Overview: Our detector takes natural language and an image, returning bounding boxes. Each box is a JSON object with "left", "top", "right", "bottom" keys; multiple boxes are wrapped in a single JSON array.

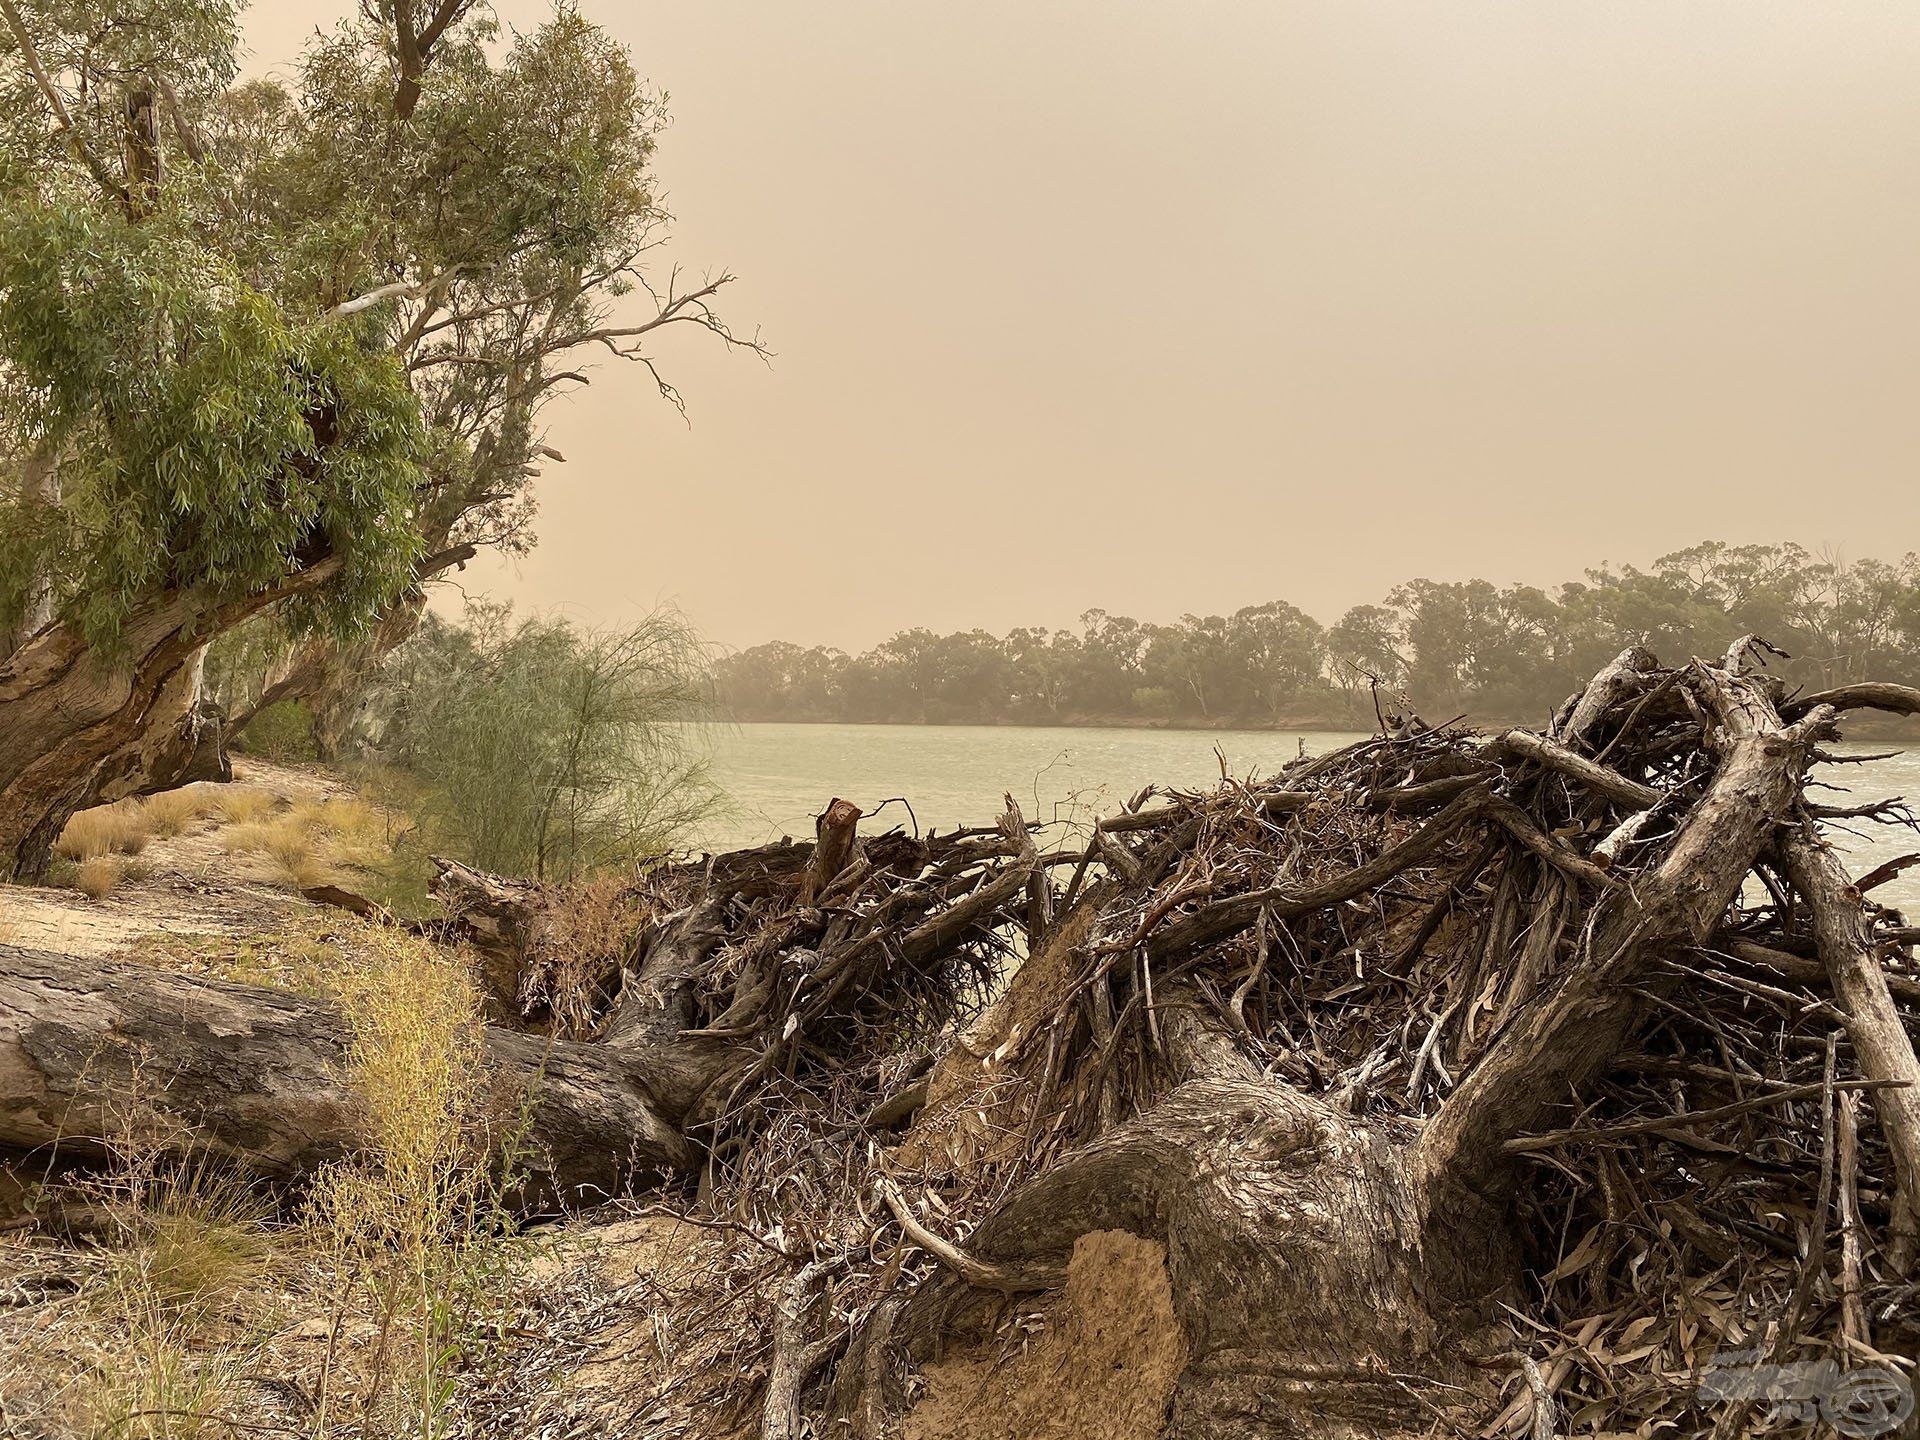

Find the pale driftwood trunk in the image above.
[
  {"left": 0, "top": 945, "right": 688, "bottom": 1206},
  {"left": 1781, "top": 831, "right": 1920, "bottom": 1261},
  {"left": 1552, "top": 642, "right": 1656, "bottom": 748}
]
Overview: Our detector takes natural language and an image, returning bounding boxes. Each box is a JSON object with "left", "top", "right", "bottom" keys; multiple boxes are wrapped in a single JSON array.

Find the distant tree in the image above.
[
  {"left": 1141, "top": 616, "right": 1230, "bottom": 720},
  {"left": 714, "top": 641, "right": 848, "bottom": 721},
  {"left": 705, "top": 546, "right": 1920, "bottom": 732},
  {"left": 1228, "top": 601, "right": 1326, "bottom": 721},
  {"left": 1326, "top": 604, "right": 1409, "bottom": 720},
  {"left": 1827, "top": 555, "right": 1920, "bottom": 685},
  {"left": 1072, "top": 609, "right": 1150, "bottom": 714},
  {"left": 1002, "top": 627, "right": 1077, "bottom": 722}
]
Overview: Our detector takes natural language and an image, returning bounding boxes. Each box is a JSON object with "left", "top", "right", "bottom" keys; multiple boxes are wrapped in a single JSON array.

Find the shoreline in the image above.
[{"left": 717, "top": 713, "right": 1920, "bottom": 740}]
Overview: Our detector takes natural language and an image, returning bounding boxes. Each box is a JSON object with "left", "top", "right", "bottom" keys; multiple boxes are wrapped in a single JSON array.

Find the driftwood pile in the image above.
[{"left": 4, "top": 641, "right": 1920, "bottom": 1437}]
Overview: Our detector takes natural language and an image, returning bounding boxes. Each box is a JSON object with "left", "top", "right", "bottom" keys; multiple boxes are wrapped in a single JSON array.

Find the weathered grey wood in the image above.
[
  {"left": 1553, "top": 643, "right": 1657, "bottom": 750},
  {"left": 1780, "top": 833, "right": 1920, "bottom": 1262},
  {"left": 1786, "top": 682, "right": 1920, "bottom": 719},
  {"left": 1496, "top": 728, "right": 1661, "bottom": 810},
  {"left": 1419, "top": 669, "right": 1829, "bottom": 1190},
  {"left": 0, "top": 945, "right": 688, "bottom": 1207},
  {"left": 429, "top": 855, "right": 546, "bottom": 1008},
  {"left": 802, "top": 797, "right": 862, "bottom": 903}
]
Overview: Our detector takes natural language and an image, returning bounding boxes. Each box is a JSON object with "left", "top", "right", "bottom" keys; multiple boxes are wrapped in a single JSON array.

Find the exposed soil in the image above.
[
  {"left": 0, "top": 760, "right": 348, "bottom": 962},
  {"left": 904, "top": 1230, "right": 1186, "bottom": 1440}
]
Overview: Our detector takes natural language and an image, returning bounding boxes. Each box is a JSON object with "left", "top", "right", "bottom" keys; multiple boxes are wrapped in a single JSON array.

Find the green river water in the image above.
[{"left": 691, "top": 723, "right": 1920, "bottom": 910}]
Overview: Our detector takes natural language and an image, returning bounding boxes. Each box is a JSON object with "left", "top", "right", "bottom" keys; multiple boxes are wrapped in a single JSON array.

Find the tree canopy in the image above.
[
  {"left": 715, "top": 542, "right": 1920, "bottom": 728},
  {"left": 1, "top": 0, "right": 750, "bottom": 647},
  {"left": 0, "top": 191, "right": 423, "bottom": 646}
]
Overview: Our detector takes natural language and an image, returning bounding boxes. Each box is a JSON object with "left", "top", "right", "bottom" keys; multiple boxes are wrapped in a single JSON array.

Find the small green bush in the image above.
[
  {"left": 367, "top": 603, "right": 716, "bottom": 882},
  {"left": 234, "top": 701, "right": 318, "bottom": 763}
]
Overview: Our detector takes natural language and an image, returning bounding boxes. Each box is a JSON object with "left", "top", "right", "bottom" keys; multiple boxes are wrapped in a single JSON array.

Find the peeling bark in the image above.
[{"left": 0, "top": 562, "right": 339, "bottom": 882}]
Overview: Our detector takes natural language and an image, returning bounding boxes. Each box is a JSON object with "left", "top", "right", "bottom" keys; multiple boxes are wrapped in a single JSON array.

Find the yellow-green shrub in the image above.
[{"left": 304, "top": 930, "right": 515, "bottom": 1433}]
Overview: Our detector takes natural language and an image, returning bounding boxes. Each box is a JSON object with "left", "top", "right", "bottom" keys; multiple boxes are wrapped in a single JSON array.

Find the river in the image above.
[{"left": 693, "top": 723, "right": 1920, "bottom": 911}]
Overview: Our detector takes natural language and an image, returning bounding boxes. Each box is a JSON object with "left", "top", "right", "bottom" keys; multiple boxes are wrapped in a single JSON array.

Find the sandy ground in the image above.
[{"left": 0, "top": 760, "right": 350, "bottom": 961}]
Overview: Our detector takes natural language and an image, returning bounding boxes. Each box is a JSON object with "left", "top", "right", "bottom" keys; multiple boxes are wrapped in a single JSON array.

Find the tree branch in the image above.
[
  {"left": 876, "top": 1178, "right": 1066, "bottom": 1293},
  {"left": 1785, "top": 682, "right": 1920, "bottom": 719},
  {"left": 1419, "top": 669, "right": 1827, "bottom": 1190},
  {"left": 1779, "top": 829, "right": 1920, "bottom": 1257},
  {"left": 0, "top": 0, "right": 129, "bottom": 208}
]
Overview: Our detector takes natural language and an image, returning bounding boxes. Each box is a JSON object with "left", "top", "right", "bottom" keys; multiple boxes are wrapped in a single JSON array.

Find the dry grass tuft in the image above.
[
  {"left": 71, "top": 854, "right": 127, "bottom": 901},
  {"left": 55, "top": 801, "right": 152, "bottom": 862},
  {"left": 209, "top": 787, "right": 280, "bottom": 826},
  {"left": 73, "top": 1168, "right": 274, "bottom": 1438},
  {"left": 220, "top": 815, "right": 336, "bottom": 892},
  {"left": 140, "top": 785, "right": 219, "bottom": 838},
  {"left": 79, "top": 1332, "right": 248, "bottom": 1440},
  {"left": 215, "top": 797, "right": 393, "bottom": 894},
  {"left": 6, "top": 1131, "right": 278, "bottom": 1439},
  {"left": 108, "top": 1169, "right": 274, "bottom": 1325},
  {"left": 216, "top": 820, "right": 274, "bottom": 855}
]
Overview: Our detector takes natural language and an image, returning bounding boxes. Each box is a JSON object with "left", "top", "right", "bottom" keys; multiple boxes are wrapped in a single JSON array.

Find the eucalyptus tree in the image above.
[
  {"left": 0, "top": 0, "right": 752, "bottom": 878},
  {"left": 0, "top": 1, "right": 424, "bottom": 878},
  {"left": 211, "top": 4, "right": 760, "bottom": 753}
]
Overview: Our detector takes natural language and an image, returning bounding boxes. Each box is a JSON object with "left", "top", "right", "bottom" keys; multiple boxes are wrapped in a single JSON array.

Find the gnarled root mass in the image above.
[{"left": 4, "top": 644, "right": 1919, "bottom": 1437}]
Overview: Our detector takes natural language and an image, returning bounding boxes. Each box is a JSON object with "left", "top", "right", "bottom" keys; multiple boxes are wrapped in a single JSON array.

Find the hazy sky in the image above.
[{"left": 244, "top": 2, "right": 1920, "bottom": 651}]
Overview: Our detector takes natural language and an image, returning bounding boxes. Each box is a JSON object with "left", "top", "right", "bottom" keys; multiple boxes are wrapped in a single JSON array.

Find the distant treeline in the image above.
[{"left": 716, "top": 543, "right": 1920, "bottom": 729}]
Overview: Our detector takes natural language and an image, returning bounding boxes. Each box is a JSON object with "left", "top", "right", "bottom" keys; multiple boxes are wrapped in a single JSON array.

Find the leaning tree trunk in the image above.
[
  {"left": 222, "top": 599, "right": 416, "bottom": 762},
  {"left": 224, "top": 544, "right": 474, "bottom": 761},
  {"left": 0, "top": 563, "right": 338, "bottom": 883}
]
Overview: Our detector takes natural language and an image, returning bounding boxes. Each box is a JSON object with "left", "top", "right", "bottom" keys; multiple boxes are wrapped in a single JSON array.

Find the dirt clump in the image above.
[{"left": 906, "top": 1229, "right": 1186, "bottom": 1440}]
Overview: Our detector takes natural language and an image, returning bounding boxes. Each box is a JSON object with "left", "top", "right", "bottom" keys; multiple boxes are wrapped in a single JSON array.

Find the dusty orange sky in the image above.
[{"left": 244, "top": 2, "right": 1920, "bottom": 650}]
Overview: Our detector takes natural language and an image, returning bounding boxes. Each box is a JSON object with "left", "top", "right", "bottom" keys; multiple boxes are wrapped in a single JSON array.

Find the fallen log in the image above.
[{"left": 0, "top": 945, "right": 688, "bottom": 1207}]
